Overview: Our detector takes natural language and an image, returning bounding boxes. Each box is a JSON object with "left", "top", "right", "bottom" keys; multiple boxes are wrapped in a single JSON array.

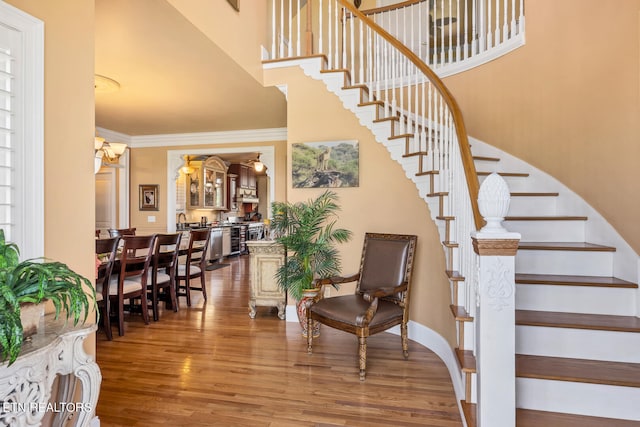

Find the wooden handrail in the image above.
[{"left": 336, "top": 0, "right": 483, "bottom": 230}]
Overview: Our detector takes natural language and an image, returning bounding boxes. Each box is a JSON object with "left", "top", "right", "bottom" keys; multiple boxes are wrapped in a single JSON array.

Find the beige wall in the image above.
[
  {"left": 444, "top": 0, "right": 640, "bottom": 252},
  {"left": 6, "top": 0, "right": 97, "bottom": 348},
  {"left": 129, "top": 141, "right": 288, "bottom": 234},
  {"left": 264, "top": 66, "right": 457, "bottom": 346},
  {"left": 166, "top": 0, "right": 269, "bottom": 85}
]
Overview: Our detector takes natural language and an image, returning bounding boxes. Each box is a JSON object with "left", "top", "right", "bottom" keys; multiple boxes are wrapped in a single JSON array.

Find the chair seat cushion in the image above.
[
  {"left": 107, "top": 275, "right": 145, "bottom": 296},
  {"left": 310, "top": 294, "right": 403, "bottom": 329},
  {"left": 147, "top": 270, "right": 171, "bottom": 286},
  {"left": 177, "top": 264, "right": 201, "bottom": 276}
]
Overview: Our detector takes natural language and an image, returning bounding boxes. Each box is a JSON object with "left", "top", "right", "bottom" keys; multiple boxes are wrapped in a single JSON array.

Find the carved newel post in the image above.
[{"left": 471, "top": 173, "right": 521, "bottom": 427}]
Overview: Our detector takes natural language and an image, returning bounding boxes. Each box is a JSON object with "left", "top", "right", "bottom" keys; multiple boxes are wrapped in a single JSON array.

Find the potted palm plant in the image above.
[
  {"left": 0, "top": 229, "right": 95, "bottom": 365},
  {"left": 271, "top": 190, "right": 351, "bottom": 336}
]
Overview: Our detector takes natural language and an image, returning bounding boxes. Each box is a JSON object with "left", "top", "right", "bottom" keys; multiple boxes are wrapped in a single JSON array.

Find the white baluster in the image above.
[
  {"left": 299, "top": 0, "right": 303, "bottom": 56},
  {"left": 271, "top": 0, "right": 276, "bottom": 59},
  {"left": 358, "top": 19, "right": 364, "bottom": 84},
  {"left": 318, "top": 0, "right": 322, "bottom": 54}
]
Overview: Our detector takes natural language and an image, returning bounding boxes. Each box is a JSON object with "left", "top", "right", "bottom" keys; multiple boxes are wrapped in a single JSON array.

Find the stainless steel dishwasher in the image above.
[{"left": 208, "top": 227, "right": 223, "bottom": 263}]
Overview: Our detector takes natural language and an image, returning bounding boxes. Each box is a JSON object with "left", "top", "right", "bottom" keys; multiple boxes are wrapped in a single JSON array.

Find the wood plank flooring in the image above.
[{"left": 95, "top": 255, "right": 462, "bottom": 426}]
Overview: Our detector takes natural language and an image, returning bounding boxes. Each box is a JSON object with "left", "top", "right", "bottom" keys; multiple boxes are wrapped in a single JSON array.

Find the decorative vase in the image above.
[
  {"left": 19, "top": 302, "right": 45, "bottom": 338},
  {"left": 296, "top": 289, "right": 320, "bottom": 338}
]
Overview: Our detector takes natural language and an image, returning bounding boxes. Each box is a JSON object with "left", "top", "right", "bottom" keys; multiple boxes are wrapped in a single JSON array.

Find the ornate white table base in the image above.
[
  {"left": 0, "top": 316, "right": 101, "bottom": 427},
  {"left": 247, "top": 241, "right": 286, "bottom": 320}
]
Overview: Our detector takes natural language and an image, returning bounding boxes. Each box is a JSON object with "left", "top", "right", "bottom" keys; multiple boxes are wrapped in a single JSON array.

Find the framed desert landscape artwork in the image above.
[{"left": 292, "top": 140, "right": 359, "bottom": 188}]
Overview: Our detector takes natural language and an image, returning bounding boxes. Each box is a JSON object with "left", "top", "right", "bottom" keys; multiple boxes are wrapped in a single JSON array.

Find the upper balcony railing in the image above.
[{"left": 360, "top": 0, "right": 525, "bottom": 77}]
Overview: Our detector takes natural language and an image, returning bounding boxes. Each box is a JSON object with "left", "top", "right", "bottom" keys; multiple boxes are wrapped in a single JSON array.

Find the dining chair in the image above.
[
  {"left": 176, "top": 228, "right": 210, "bottom": 307},
  {"left": 306, "top": 233, "right": 417, "bottom": 380},
  {"left": 108, "top": 234, "right": 156, "bottom": 336},
  {"left": 147, "top": 233, "right": 182, "bottom": 321},
  {"left": 95, "top": 236, "right": 120, "bottom": 340},
  {"left": 108, "top": 227, "right": 137, "bottom": 238}
]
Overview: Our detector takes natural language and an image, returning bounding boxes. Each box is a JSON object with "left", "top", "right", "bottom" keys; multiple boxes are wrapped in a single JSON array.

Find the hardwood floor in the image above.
[{"left": 95, "top": 255, "right": 462, "bottom": 426}]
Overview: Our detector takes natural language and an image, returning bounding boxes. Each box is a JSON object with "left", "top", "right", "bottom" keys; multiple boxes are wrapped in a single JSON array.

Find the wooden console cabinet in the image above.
[{"left": 246, "top": 241, "right": 286, "bottom": 320}]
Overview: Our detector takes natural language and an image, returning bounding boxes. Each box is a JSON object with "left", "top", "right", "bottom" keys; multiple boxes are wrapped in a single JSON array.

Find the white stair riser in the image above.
[
  {"left": 506, "top": 220, "right": 585, "bottom": 242},
  {"left": 479, "top": 174, "right": 530, "bottom": 192},
  {"left": 517, "top": 378, "right": 640, "bottom": 421},
  {"left": 515, "top": 284, "right": 636, "bottom": 316},
  {"left": 473, "top": 159, "right": 500, "bottom": 172},
  {"left": 508, "top": 196, "right": 557, "bottom": 216},
  {"left": 516, "top": 249, "right": 613, "bottom": 276},
  {"left": 516, "top": 325, "right": 640, "bottom": 363}
]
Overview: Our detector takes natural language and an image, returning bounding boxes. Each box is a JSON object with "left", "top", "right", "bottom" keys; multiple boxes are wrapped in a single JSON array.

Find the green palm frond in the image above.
[
  {"left": 0, "top": 229, "right": 96, "bottom": 365},
  {"left": 271, "top": 190, "right": 352, "bottom": 300}
]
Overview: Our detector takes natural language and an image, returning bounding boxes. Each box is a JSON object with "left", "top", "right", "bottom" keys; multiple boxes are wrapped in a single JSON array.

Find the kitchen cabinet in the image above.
[
  {"left": 229, "top": 163, "right": 256, "bottom": 190},
  {"left": 187, "top": 156, "right": 228, "bottom": 210},
  {"left": 227, "top": 173, "right": 238, "bottom": 212},
  {"left": 222, "top": 227, "right": 231, "bottom": 256}
]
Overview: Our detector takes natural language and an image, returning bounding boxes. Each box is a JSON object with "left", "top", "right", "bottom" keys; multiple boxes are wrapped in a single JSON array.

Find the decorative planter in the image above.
[
  {"left": 296, "top": 289, "right": 320, "bottom": 338},
  {"left": 19, "top": 302, "right": 45, "bottom": 338}
]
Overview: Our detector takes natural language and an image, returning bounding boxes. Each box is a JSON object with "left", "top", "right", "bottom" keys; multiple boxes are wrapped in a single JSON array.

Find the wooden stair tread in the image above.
[
  {"left": 506, "top": 215, "right": 588, "bottom": 221},
  {"left": 450, "top": 305, "right": 473, "bottom": 321},
  {"left": 478, "top": 171, "right": 529, "bottom": 177},
  {"left": 516, "top": 354, "right": 640, "bottom": 388},
  {"left": 455, "top": 349, "right": 476, "bottom": 373},
  {"left": 518, "top": 241, "right": 616, "bottom": 251},
  {"left": 446, "top": 270, "right": 465, "bottom": 281},
  {"left": 461, "top": 401, "right": 477, "bottom": 427},
  {"left": 516, "top": 273, "right": 637, "bottom": 288},
  {"left": 402, "top": 151, "right": 428, "bottom": 158},
  {"left": 473, "top": 155, "right": 499, "bottom": 162},
  {"left": 516, "top": 310, "right": 640, "bottom": 332},
  {"left": 517, "top": 408, "right": 640, "bottom": 426},
  {"left": 511, "top": 192, "right": 559, "bottom": 197}
]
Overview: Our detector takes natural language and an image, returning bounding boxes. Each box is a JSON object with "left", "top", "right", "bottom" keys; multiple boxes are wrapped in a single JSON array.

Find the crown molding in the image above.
[{"left": 95, "top": 127, "right": 288, "bottom": 148}]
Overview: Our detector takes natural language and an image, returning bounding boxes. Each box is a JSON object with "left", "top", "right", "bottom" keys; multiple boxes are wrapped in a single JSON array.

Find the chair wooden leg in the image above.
[
  {"left": 152, "top": 285, "right": 159, "bottom": 322},
  {"left": 101, "top": 301, "right": 112, "bottom": 341},
  {"left": 307, "top": 313, "right": 313, "bottom": 354},
  {"left": 117, "top": 296, "right": 125, "bottom": 336},
  {"left": 140, "top": 288, "right": 150, "bottom": 325},
  {"left": 169, "top": 279, "right": 178, "bottom": 312},
  {"left": 401, "top": 322, "right": 409, "bottom": 359},
  {"left": 200, "top": 271, "right": 207, "bottom": 301},
  {"left": 358, "top": 336, "right": 367, "bottom": 381},
  {"left": 185, "top": 276, "right": 191, "bottom": 307}
]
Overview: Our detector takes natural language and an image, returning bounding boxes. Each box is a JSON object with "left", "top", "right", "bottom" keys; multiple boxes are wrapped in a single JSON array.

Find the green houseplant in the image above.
[
  {"left": 271, "top": 190, "right": 352, "bottom": 309},
  {"left": 0, "top": 229, "right": 95, "bottom": 365}
]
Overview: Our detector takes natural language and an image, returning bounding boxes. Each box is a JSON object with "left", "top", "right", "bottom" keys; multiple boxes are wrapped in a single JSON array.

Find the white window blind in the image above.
[
  {"left": 0, "top": 4, "right": 44, "bottom": 260},
  {"left": 0, "top": 38, "right": 15, "bottom": 242}
]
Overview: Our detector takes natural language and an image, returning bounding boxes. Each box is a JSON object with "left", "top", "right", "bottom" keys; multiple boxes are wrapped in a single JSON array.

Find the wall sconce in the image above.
[
  {"left": 181, "top": 155, "right": 195, "bottom": 175},
  {"left": 253, "top": 155, "right": 264, "bottom": 172},
  {"left": 94, "top": 135, "right": 127, "bottom": 173}
]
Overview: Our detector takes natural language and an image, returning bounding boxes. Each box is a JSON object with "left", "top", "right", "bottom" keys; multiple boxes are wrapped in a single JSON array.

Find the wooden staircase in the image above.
[{"left": 265, "top": 54, "right": 640, "bottom": 424}]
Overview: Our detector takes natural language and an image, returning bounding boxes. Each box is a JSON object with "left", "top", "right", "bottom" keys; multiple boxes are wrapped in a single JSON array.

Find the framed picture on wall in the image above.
[
  {"left": 292, "top": 140, "right": 359, "bottom": 188},
  {"left": 139, "top": 184, "right": 159, "bottom": 211}
]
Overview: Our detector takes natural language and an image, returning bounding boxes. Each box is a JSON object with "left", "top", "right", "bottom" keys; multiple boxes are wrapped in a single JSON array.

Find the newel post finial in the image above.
[{"left": 477, "top": 172, "right": 511, "bottom": 233}]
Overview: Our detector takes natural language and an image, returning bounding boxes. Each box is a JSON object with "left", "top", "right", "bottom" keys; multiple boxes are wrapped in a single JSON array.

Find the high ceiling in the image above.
[{"left": 94, "top": 0, "right": 287, "bottom": 137}]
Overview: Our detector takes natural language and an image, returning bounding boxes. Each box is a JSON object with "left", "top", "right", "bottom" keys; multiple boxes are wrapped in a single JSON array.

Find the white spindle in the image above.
[
  {"left": 494, "top": 0, "right": 500, "bottom": 46},
  {"left": 301, "top": 0, "right": 305, "bottom": 56},
  {"left": 349, "top": 10, "right": 355, "bottom": 78},
  {"left": 279, "top": 0, "right": 285, "bottom": 57},
  {"left": 358, "top": 20, "right": 364, "bottom": 84},
  {"left": 271, "top": 0, "right": 276, "bottom": 59},
  {"left": 287, "top": 0, "right": 292, "bottom": 57},
  {"left": 318, "top": 0, "right": 322, "bottom": 53}
]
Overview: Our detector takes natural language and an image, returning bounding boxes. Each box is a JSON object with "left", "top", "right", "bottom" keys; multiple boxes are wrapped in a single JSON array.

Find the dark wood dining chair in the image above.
[
  {"left": 108, "top": 227, "right": 136, "bottom": 238},
  {"left": 306, "top": 233, "right": 417, "bottom": 380},
  {"left": 108, "top": 234, "right": 156, "bottom": 336},
  {"left": 95, "top": 236, "right": 120, "bottom": 340},
  {"left": 147, "top": 233, "right": 182, "bottom": 321},
  {"left": 176, "top": 228, "right": 210, "bottom": 307}
]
